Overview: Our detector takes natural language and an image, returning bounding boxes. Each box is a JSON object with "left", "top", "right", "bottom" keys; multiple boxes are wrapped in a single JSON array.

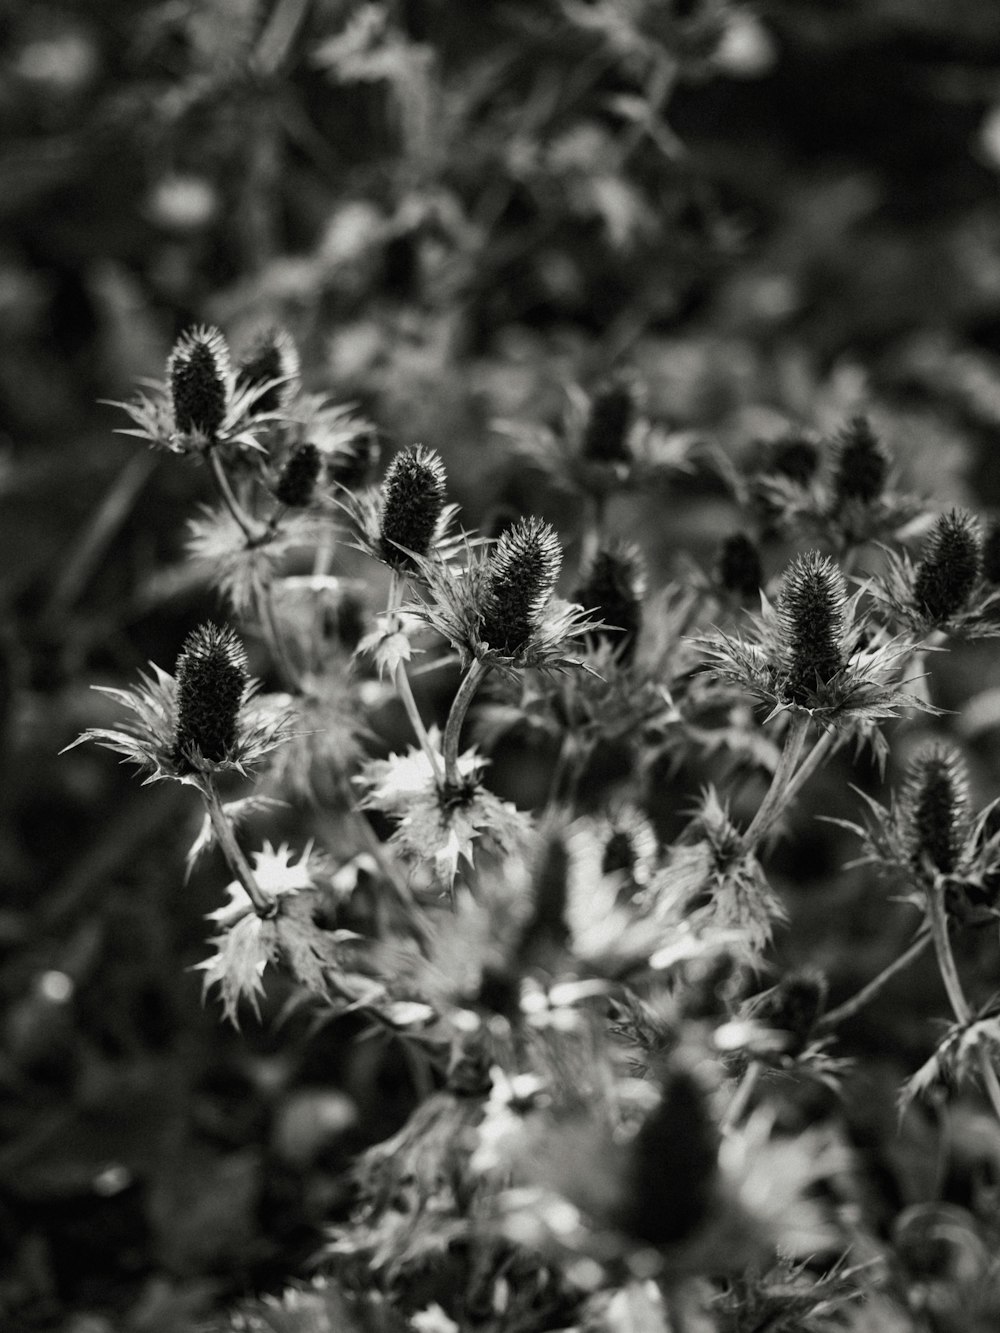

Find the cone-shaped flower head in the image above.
[
  {"left": 573, "top": 545, "right": 644, "bottom": 663},
  {"left": 779, "top": 551, "right": 847, "bottom": 704},
  {"left": 581, "top": 381, "right": 635, "bottom": 464},
  {"left": 984, "top": 521, "right": 1000, "bottom": 585},
  {"left": 479, "top": 517, "right": 562, "bottom": 656},
  {"left": 903, "top": 742, "right": 969, "bottom": 876},
  {"left": 235, "top": 326, "right": 299, "bottom": 413},
  {"left": 912, "top": 509, "right": 981, "bottom": 625},
  {"left": 613, "top": 1064, "right": 719, "bottom": 1247},
  {"left": 765, "top": 435, "right": 819, "bottom": 485},
  {"left": 167, "top": 326, "right": 230, "bottom": 439},
  {"left": 275, "top": 442, "right": 321, "bottom": 508},
  {"left": 751, "top": 970, "right": 827, "bottom": 1057},
  {"left": 327, "top": 431, "right": 380, "bottom": 490},
  {"left": 832, "top": 416, "right": 889, "bottom": 506},
  {"left": 172, "top": 623, "right": 248, "bottom": 771},
  {"left": 717, "top": 533, "right": 763, "bottom": 601},
  {"left": 378, "top": 445, "right": 447, "bottom": 570}
]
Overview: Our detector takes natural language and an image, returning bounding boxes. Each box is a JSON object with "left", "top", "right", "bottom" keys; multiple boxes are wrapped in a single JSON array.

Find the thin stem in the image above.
[
  {"left": 443, "top": 658, "right": 488, "bottom": 789},
  {"left": 818, "top": 930, "right": 932, "bottom": 1031},
  {"left": 204, "top": 781, "right": 274, "bottom": 917},
  {"left": 387, "top": 574, "right": 444, "bottom": 786},
  {"left": 783, "top": 723, "right": 837, "bottom": 807},
  {"left": 742, "top": 712, "right": 810, "bottom": 849},
  {"left": 722, "top": 1061, "right": 762, "bottom": 1133},
  {"left": 260, "top": 583, "right": 302, "bottom": 690},
  {"left": 209, "top": 450, "right": 261, "bottom": 542},
  {"left": 926, "top": 878, "right": 1000, "bottom": 1124}
]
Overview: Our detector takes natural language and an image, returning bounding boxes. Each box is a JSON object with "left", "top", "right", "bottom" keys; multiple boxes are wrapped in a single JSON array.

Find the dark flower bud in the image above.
[
  {"left": 904, "top": 742, "right": 969, "bottom": 877},
  {"left": 912, "top": 509, "right": 981, "bottom": 625},
  {"left": 516, "top": 831, "right": 571, "bottom": 966},
  {"left": 172, "top": 623, "right": 248, "bottom": 771},
  {"left": 235, "top": 326, "right": 299, "bottom": 413},
  {"left": 982, "top": 521, "right": 1000, "bottom": 585},
  {"left": 581, "top": 381, "right": 635, "bottom": 464},
  {"left": 378, "top": 446, "right": 447, "bottom": 570},
  {"left": 832, "top": 416, "right": 889, "bottom": 506},
  {"left": 327, "top": 431, "right": 380, "bottom": 491},
  {"left": 751, "top": 971, "right": 827, "bottom": 1056},
  {"left": 168, "top": 326, "right": 230, "bottom": 440},
  {"left": 275, "top": 442, "right": 321, "bottom": 508},
  {"left": 573, "top": 545, "right": 644, "bottom": 664},
  {"left": 716, "top": 533, "right": 763, "bottom": 601},
  {"left": 613, "top": 1064, "right": 719, "bottom": 1247},
  {"left": 764, "top": 436, "right": 819, "bottom": 486},
  {"left": 779, "top": 551, "right": 847, "bottom": 703},
  {"left": 479, "top": 517, "right": 562, "bottom": 656}
]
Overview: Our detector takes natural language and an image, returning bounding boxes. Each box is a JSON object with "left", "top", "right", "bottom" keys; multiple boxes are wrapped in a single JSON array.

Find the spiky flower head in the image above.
[
  {"left": 378, "top": 445, "right": 447, "bottom": 570},
  {"left": 984, "top": 521, "right": 1000, "bottom": 585},
  {"left": 167, "top": 326, "right": 230, "bottom": 440},
  {"left": 275, "top": 442, "right": 321, "bottom": 508},
  {"left": 779, "top": 551, "right": 847, "bottom": 704},
  {"left": 748, "top": 970, "right": 828, "bottom": 1058},
  {"left": 479, "top": 518, "right": 562, "bottom": 656},
  {"left": 172, "top": 623, "right": 248, "bottom": 772},
  {"left": 573, "top": 544, "right": 645, "bottom": 663},
  {"left": 716, "top": 533, "right": 763, "bottom": 601},
  {"left": 327, "top": 430, "right": 380, "bottom": 490},
  {"left": 581, "top": 380, "right": 635, "bottom": 464},
  {"left": 235, "top": 326, "right": 299, "bottom": 414},
  {"left": 764, "top": 435, "right": 819, "bottom": 486},
  {"left": 912, "top": 509, "right": 982, "bottom": 626},
  {"left": 903, "top": 742, "right": 970, "bottom": 877},
  {"left": 832, "top": 415, "right": 889, "bottom": 506}
]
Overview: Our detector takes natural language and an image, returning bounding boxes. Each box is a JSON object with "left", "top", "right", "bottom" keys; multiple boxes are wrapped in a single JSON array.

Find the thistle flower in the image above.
[
  {"left": 379, "top": 446, "right": 447, "bottom": 567},
  {"left": 580, "top": 381, "right": 635, "bottom": 464},
  {"left": 764, "top": 436, "right": 819, "bottom": 486},
  {"left": 275, "top": 442, "right": 321, "bottom": 508},
  {"left": 172, "top": 624, "right": 249, "bottom": 771},
  {"left": 326, "top": 429, "right": 380, "bottom": 490},
  {"left": 903, "top": 742, "right": 970, "bottom": 877},
  {"left": 572, "top": 544, "right": 644, "bottom": 664},
  {"left": 716, "top": 533, "right": 763, "bottom": 602},
  {"left": 746, "top": 971, "right": 828, "bottom": 1059},
  {"left": 780, "top": 551, "right": 847, "bottom": 704},
  {"left": 168, "top": 325, "right": 230, "bottom": 440},
  {"left": 912, "top": 509, "right": 982, "bottom": 625},
  {"left": 479, "top": 518, "right": 563, "bottom": 656},
  {"left": 831, "top": 416, "right": 889, "bottom": 507},
  {"left": 235, "top": 325, "right": 299, "bottom": 414}
]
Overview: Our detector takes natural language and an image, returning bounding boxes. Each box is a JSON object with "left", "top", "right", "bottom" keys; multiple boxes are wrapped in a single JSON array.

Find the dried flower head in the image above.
[
  {"left": 168, "top": 325, "right": 231, "bottom": 440},
  {"left": 912, "top": 509, "right": 982, "bottom": 626},
  {"left": 903, "top": 742, "right": 970, "bottom": 877},
  {"left": 275, "top": 442, "right": 321, "bottom": 508},
  {"left": 378, "top": 446, "right": 448, "bottom": 569},
  {"left": 717, "top": 533, "right": 763, "bottom": 601},
  {"left": 779, "top": 551, "right": 847, "bottom": 704},
  {"left": 832, "top": 416, "right": 889, "bottom": 507},
  {"left": 479, "top": 518, "right": 563, "bottom": 656},
  {"left": 580, "top": 381, "right": 635, "bottom": 464},
  {"left": 573, "top": 545, "right": 645, "bottom": 663},
  {"left": 172, "top": 623, "right": 249, "bottom": 771},
  {"left": 235, "top": 326, "right": 299, "bottom": 414}
]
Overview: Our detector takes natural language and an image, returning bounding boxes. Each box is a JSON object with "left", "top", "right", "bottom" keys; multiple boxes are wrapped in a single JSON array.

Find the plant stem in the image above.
[
  {"left": 204, "top": 781, "right": 275, "bottom": 917},
  {"left": 742, "top": 712, "right": 810, "bottom": 849},
  {"left": 260, "top": 582, "right": 302, "bottom": 690},
  {"left": 926, "top": 877, "right": 1000, "bottom": 1123},
  {"left": 783, "top": 722, "right": 836, "bottom": 807},
  {"left": 722, "top": 1061, "right": 762, "bottom": 1133},
  {"left": 209, "top": 450, "right": 261, "bottom": 543},
  {"left": 387, "top": 574, "right": 444, "bottom": 786},
  {"left": 443, "top": 658, "right": 488, "bottom": 789},
  {"left": 818, "top": 930, "right": 931, "bottom": 1031}
]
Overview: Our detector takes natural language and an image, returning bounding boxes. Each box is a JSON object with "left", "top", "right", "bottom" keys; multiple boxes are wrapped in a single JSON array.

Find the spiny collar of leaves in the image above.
[
  {"left": 900, "top": 1006, "right": 1000, "bottom": 1111},
  {"left": 408, "top": 526, "right": 606, "bottom": 677},
  {"left": 111, "top": 325, "right": 290, "bottom": 458},
  {"left": 185, "top": 503, "right": 323, "bottom": 614},
  {"left": 870, "top": 507, "right": 1000, "bottom": 638},
  {"left": 64, "top": 623, "right": 294, "bottom": 785},
  {"left": 697, "top": 550, "right": 937, "bottom": 734}
]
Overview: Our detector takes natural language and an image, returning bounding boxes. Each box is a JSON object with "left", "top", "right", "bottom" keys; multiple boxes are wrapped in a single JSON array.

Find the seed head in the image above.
[
  {"left": 172, "top": 623, "right": 248, "bottom": 771},
  {"left": 168, "top": 326, "right": 230, "bottom": 439},
  {"left": 716, "top": 533, "right": 763, "bottom": 601},
  {"left": 275, "top": 442, "right": 321, "bottom": 508},
  {"left": 912, "top": 509, "right": 981, "bottom": 625},
  {"left": 614, "top": 1064, "right": 719, "bottom": 1247},
  {"left": 982, "top": 521, "right": 1000, "bottom": 585},
  {"left": 235, "top": 326, "right": 299, "bottom": 413},
  {"left": 832, "top": 416, "right": 889, "bottom": 506},
  {"left": 903, "top": 742, "right": 969, "bottom": 877},
  {"left": 752, "top": 971, "right": 827, "bottom": 1056},
  {"left": 764, "top": 436, "right": 819, "bottom": 486},
  {"left": 378, "top": 446, "right": 447, "bottom": 570},
  {"left": 327, "top": 432, "right": 380, "bottom": 490},
  {"left": 479, "top": 518, "right": 562, "bottom": 656},
  {"left": 573, "top": 545, "right": 644, "bottom": 663},
  {"left": 581, "top": 381, "right": 635, "bottom": 464},
  {"left": 779, "top": 551, "right": 847, "bottom": 703}
]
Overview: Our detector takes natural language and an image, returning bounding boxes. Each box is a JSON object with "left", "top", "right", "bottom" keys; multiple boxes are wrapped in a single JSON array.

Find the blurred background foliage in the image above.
[{"left": 7, "top": 0, "right": 1000, "bottom": 1328}]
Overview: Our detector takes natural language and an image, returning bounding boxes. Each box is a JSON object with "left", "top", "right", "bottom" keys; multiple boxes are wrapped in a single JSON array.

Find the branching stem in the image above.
[
  {"left": 204, "top": 780, "right": 275, "bottom": 917},
  {"left": 818, "top": 930, "right": 931, "bottom": 1031},
  {"left": 443, "top": 657, "right": 489, "bottom": 789},
  {"left": 209, "top": 450, "right": 262, "bottom": 543},
  {"left": 742, "top": 712, "right": 810, "bottom": 849}
]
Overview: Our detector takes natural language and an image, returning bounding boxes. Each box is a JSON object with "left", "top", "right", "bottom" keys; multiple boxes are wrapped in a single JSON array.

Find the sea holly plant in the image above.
[{"left": 69, "top": 321, "right": 1000, "bottom": 1330}]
